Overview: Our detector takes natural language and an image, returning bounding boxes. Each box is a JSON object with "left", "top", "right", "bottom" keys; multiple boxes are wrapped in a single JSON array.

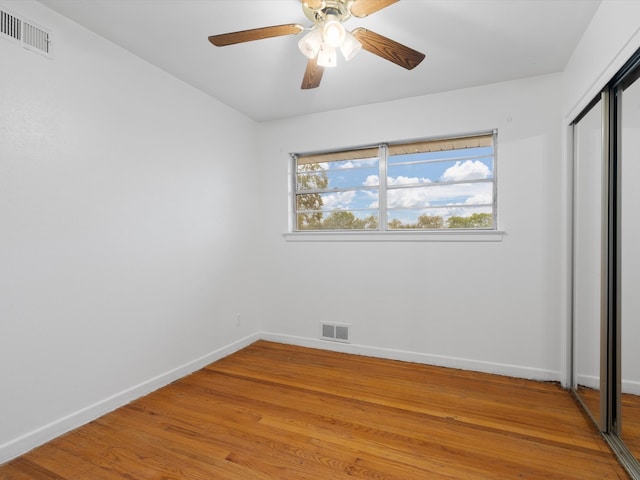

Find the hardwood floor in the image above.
[
  {"left": 0, "top": 341, "right": 630, "bottom": 479},
  {"left": 576, "top": 385, "right": 640, "bottom": 464},
  {"left": 622, "top": 392, "right": 640, "bottom": 463}
]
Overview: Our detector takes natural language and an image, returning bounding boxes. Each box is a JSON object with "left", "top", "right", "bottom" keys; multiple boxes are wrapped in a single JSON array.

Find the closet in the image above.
[{"left": 572, "top": 49, "right": 640, "bottom": 479}]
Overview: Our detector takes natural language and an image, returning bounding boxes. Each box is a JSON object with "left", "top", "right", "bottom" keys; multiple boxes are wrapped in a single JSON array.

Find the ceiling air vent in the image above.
[{"left": 0, "top": 6, "right": 51, "bottom": 57}]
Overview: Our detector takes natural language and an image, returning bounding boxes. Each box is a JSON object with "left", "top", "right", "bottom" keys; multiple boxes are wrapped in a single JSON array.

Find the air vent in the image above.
[
  {"left": 22, "top": 21, "right": 50, "bottom": 54},
  {"left": 320, "top": 322, "right": 351, "bottom": 343},
  {"left": 0, "top": 6, "right": 51, "bottom": 57},
  {"left": 1, "top": 8, "right": 20, "bottom": 42}
]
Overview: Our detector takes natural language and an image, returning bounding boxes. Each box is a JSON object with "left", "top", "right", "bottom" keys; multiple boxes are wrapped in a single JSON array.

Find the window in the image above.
[{"left": 292, "top": 132, "right": 496, "bottom": 232}]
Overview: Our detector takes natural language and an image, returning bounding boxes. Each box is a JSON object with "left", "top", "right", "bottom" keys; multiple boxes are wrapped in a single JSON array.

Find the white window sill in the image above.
[{"left": 283, "top": 230, "right": 505, "bottom": 242}]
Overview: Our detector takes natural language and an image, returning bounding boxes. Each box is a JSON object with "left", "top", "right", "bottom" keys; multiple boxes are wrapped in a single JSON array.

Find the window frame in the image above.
[{"left": 287, "top": 130, "right": 503, "bottom": 242}]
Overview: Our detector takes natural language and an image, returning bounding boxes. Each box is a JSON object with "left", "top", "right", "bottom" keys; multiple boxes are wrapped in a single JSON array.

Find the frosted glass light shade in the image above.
[
  {"left": 317, "top": 44, "right": 337, "bottom": 67},
  {"left": 322, "top": 19, "right": 345, "bottom": 47},
  {"left": 298, "top": 29, "right": 323, "bottom": 59},
  {"left": 340, "top": 31, "right": 362, "bottom": 61}
]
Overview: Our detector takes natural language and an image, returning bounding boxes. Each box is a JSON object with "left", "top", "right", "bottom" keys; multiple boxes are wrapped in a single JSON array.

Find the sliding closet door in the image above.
[
  {"left": 572, "top": 49, "right": 640, "bottom": 479},
  {"left": 573, "top": 96, "right": 607, "bottom": 428},
  {"left": 618, "top": 65, "right": 640, "bottom": 465}
]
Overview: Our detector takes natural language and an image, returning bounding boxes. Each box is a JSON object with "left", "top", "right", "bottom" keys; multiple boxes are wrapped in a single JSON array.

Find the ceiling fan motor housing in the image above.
[{"left": 303, "top": 0, "right": 352, "bottom": 26}]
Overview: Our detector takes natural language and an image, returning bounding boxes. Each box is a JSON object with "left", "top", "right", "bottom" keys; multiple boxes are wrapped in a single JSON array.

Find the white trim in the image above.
[
  {"left": 259, "top": 332, "right": 561, "bottom": 382},
  {"left": 572, "top": 375, "right": 640, "bottom": 395},
  {"left": 623, "top": 379, "right": 640, "bottom": 396},
  {"left": 283, "top": 230, "right": 505, "bottom": 242},
  {"left": 0, "top": 333, "right": 260, "bottom": 464},
  {"left": 575, "top": 373, "right": 600, "bottom": 390},
  {"left": 564, "top": 24, "right": 640, "bottom": 123}
]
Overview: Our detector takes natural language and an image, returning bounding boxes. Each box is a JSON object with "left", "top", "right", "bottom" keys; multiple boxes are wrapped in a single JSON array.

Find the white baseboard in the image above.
[
  {"left": 575, "top": 373, "right": 600, "bottom": 390},
  {"left": 623, "top": 379, "right": 640, "bottom": 396},
  {"left": 0, "top": 333, "right": 260, "bottom": 465},
  {"left": 572, "top": 374, "right": 640, "bottom": 396},
  {"left": 259, "top": 332, "right": 563, "bottom": 383}
]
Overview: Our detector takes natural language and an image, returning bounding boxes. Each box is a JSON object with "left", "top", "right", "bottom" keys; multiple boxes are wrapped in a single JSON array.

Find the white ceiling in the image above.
[{"left": 37, "top": 0, "right": 601, "bottom": 122}]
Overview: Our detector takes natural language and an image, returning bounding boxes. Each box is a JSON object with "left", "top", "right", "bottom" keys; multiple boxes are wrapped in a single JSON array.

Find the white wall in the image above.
[
  {"left": 0, "top": 1, "right": 260, "bottom": 462},
  {"left": 256, "top": 74, "right": 564, "bottom": 382}
]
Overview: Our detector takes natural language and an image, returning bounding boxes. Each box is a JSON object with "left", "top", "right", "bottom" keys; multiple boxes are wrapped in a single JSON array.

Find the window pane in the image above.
[
  {"left": 296, "top": 150, "right": 380, "bottom": 231},
  {"left": 297, "top": 190, "right": 378, "bottom": 213},
  {"left": 387, "top": 146, "right": 494, "bottom": 187},
  {"left": 297, "top": 157, "right": 379, "bottom": 192},
  {"left": 296, "top": 190, "right": 379, "bottom": 230},
  {"left": 297, "top": 162, "right": 327, "bottom": 191},
  {"left": 321, "top": 159, "right": 379, "bottom": 190},
  {"left": 388, "top": 206, "right": 494, "bottom": 230},
  {"left": 385, "top": 139, "right": 495, "bottom": 231},
  {"left": 387, "top": 181, "right": 493, "bottom": 209},
  {"left": 296, "top": 209, "right": 379, "bottom": 231}
]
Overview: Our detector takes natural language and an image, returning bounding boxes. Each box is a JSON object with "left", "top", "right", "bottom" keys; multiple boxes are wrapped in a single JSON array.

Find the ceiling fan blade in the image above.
[
  {"left": 352, "top": 28, "right": 425, "bottom": 70},
  {"left": 208, "top": 24, "right": 304, "bottom": 47},
  {"left": 301, "top": 57, "right": 324, "bottom": 89},
  {"left": 350, "top": 0, "right": 399, "bottom": 18},
  {"left": 301, "top": 0, "right": 324, "bottom": 9}
]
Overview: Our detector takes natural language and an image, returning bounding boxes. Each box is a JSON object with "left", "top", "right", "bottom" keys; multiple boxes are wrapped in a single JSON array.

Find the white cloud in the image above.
[
  {"left": 336, "top": 158, "right": 378, "bottom": 169},
  {"left": 465, "top": 192, "right": 492, "bottom": 205},
  {"left": 364, "top": 174, "right": 430, "bottom": 188},
  {"left": 363, "top": 175, "right": 379, "bottom": 186},
  {"left": 441, "top": 160, "right": 490, "bottom": 182},
  {"left": 387, "top": 175, "right": 432, "bottom": 186},
  {"left": 323, "top": 191, "right": 357, "bottom": 210},
  {"left": 386, "top": 182, "right": 493, "bottom": 209},
  {"left": 431, "top": 182, "right": 492, "bottom": 202},
  {"left": 387, "top": 187, "right": 431, "bottom": 208}
]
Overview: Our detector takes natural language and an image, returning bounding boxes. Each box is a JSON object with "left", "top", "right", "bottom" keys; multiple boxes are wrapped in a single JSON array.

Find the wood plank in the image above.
[
  {"left": 0, "top": 340, "right": 630, "bottom": 479},
  {"left": 622, "top": 392, "right": 640, "bottom": 460}
]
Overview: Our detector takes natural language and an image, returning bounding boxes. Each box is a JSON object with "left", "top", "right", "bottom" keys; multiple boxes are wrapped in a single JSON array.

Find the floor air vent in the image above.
[
  {"left": 320, "top": 322, "right": 351, "bottom": 343},
  {"left": 1, "top": 6, "right": 51, "bottom": 57}
]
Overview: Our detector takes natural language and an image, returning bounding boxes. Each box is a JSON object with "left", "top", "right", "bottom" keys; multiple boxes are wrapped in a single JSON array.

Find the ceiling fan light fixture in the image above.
[
  {"left": 340, "top": 30, "right": 362, "bottom": 61},
  {"left": 317, "top": 44, "right": 337, "bottom": 68},
  {"left": 322, "top": 15, "right": 345, "bottom": 48},
  {"left": 298, "top": 29, "right": 323, "bottom": 59}
]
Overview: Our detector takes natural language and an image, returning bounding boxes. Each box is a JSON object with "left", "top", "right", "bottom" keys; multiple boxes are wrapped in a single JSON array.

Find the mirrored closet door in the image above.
[
  {"left": 572, "top": 49, "right": 640, "bottom": 479},
  {"left": 572, "top": 95, "right": 606, "bottom": 429},
  {"left": 618, "top": 61, "right": 640, "bottom": 471}
]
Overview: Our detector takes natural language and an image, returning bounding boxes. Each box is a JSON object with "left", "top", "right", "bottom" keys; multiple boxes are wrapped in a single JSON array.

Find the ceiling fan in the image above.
[{"left": 208, "top": 0, "right": 425, "bottom": 90}]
